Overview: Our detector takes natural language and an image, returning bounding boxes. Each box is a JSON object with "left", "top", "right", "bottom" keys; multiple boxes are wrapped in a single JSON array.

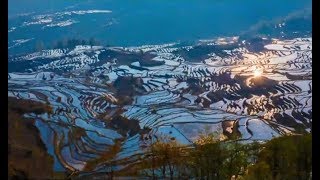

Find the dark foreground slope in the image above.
[{"left": 8, "top": 97, "right": 66, "bottom": 179}]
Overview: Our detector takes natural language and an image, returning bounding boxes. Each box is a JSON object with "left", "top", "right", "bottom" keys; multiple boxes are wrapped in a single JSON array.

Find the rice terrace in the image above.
[{"left": 8, "top": 0, "right": 312, "bottom": 179}]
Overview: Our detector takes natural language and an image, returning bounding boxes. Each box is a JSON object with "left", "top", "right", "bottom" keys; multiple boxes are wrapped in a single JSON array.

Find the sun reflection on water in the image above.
[{"left": 253, "top": 68, "right": 263, "bottom": 77}]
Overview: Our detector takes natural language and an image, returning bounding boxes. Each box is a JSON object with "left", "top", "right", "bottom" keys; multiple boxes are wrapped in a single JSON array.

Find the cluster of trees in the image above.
[
  {"left": 52, "top": 37, "right": 101, "bottom": 49},
  {"left": 133, "top": 133, "right": 312, "bottom": 180},
  {"left": 34, "top": 37, "right": 102, "bottom": 51}
]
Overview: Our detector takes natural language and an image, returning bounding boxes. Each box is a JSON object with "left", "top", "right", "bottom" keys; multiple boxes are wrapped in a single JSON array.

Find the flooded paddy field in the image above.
[{"left": 8, "top": 36, "right": 312, "bottom": 173}]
